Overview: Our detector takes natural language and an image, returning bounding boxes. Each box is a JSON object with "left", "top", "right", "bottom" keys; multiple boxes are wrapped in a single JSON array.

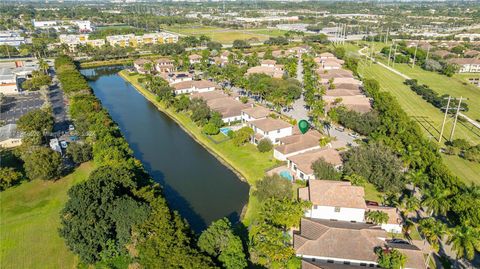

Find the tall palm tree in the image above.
[
  {"left": 447, "top": 225, "right": 480, "bottom": 260},
  {"left": 421, "top": 186, "right": 451, "bottom": 217},
  {"left": 366, "top": 210, "right": 389, "bottom": 225},
  {"left": 401, "top": 195, "right": 421, "bottom": 216},
  {"left": 418, "top": 217, "right": 447, "bottom": 252},
  {"left": 38, "top": 59, "right": 49, "bottom": 74},
  {"left": 322, "top": 120, "right": 332, "bottom": 136}
]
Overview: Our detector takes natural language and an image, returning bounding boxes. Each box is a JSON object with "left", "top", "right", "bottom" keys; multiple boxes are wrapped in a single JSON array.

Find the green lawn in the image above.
[
  {"left": 162, "top": 25, "right": 291, "bottom": 44},
  {"left": 356, "top": 58, "right": 480, "bottom": 185},
  {"left": 120, "top": 71, "right": 279, "bottom": 224},
  {"left": 0, "top": 162, "right": 94, "bottom": 269}
]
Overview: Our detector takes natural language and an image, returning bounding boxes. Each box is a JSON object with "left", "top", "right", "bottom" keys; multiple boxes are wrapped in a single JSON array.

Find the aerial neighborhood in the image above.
[{"left": 1, "top": 2, "right": 480, "bottom": 269}]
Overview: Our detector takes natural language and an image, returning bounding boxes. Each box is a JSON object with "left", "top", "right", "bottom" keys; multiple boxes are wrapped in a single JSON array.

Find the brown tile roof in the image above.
[
  {"left": 294, "top": 218, "right": 386, "bottom": 262},
  {"left": 366, "top": 206, "right": 402, "bottom": 225},
  {"left": 333, "top": 83, "right": 360, "bottom": 91},
  {"left": 324, "top": 95, "right": 372, "bottom": 113},
  {"left": 241, "top": 106, "right": 271, "bottom": 119},
  {"left": 432, "top": 50, "right": 452, "bottom": 58},
  {"left": 246, "top": 66, "right": 284, "bottom": 78},
  {"left": 317, "top": 69, "right": 354, "bottom": 79},
  {"left": 464, "top": 50, "right": 480, "bottom": 57},
  {"left": 189, "top": 54, "right": 202, "bottom": 60},
  {"left": 332, "top": 77, "right": 360, "bottom": 85},
  {"left": 324, "top": 89, "right": 362, "bottom": 97},
  {"left": 319, "top": 52, "right": 335, "bottom": 58},
  {"left": 206, "top": 97, "right": 251, "bottom": 118},
  {"left": 249, "top": 118, "right": 292, "bottom": 132},
  {"left": 275, "top": 131, "right": 322, "bottom": 155},
  {"left": 301, "top": 260, "right": 371, "bottom": 269},
  {"left": 448, "top": 58, "right": 480, "bottom": 65},
  {"left": 288, "top": 148, "right": 343, "bottom": 175},
  {"left": 173, "top": 80, "right": 218, "bottom": 91},
  {"left": 155, "top": 57, "right": 174, "bottom": 64},
  {"left": 191, "top": 90, "right": 228, "bottom": 101},
  {"left": 299, "top": 180, "right": 366, "bottom": 209},
  {"left": 261, "top": 59, "right": 277, "bottom": 65},
  {"left": 134, "top": 58, "right": 150, "bottom": 65}
]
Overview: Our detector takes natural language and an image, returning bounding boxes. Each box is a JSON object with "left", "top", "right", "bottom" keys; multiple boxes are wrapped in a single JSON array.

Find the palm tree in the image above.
[
  {"left": 322, "top": 120, "right": 332, "bottom": 136},
  {"left": 447, "top": 225, "right": 480, "bottom": 260},
  {"left": 38, "top": 59, "right": 49, "bottom": 74},
  {"left": 401, "top": 195, "right": 421, "bottom": 216},
  {"left": 418, "top": 217, "right": 447, "bottom": 251},
  {"left": 366, "top": 210, "right": 389, "bottom": 225},
  {"left": 421, "top": 186, "right": 451, "bottom": 216}
]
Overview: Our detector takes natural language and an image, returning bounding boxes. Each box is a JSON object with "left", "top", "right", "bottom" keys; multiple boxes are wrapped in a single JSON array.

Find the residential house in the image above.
[
  {"left": 248, "top": 118, "right": 293, "bottom": 145},
  {"left": 241, "top": 106, "right": 271, "bottom": 123},
  {"left": 294, "top": 218, "right": 426, "bottom": 269},
  {"left": 189, "top": 54, "right": 202, "bottom": 64},
  {"left": 191, "top": 90, "right": 251, "bottom": 123},
  {"left": 287, "top": 148, "right": 342, "bottom": 180},
  {"left": 448, "top": 58, "right": 480, "bottom": 73},
  {"left": 133, "top": 59, "right": 153, "bottom": 74},
  {"left": 173, "top": 80, "right": 217, "bottom": 95},
  {"left": 274, "top": 130, "right": 323, "bottom": 161},
  {"left": 323, "top": 95, "right": 372, "bottom": 114},
  {"left": 261, "top": 59, "right": 277, "bottom": 67},
  {"left": 464, "top": 50, "right": 480, "bottom": 58},
  {"left": 366, "top": 205, "right": 403, "bottom": 234},
  {"left": 321, "top": 59, "right": 342, "bottom": 70},
  {"left": 432, "top": 50, "right": 453, "bottom": 59},
  {"left": 246, "top": 63, "right": 285, "bottom": 78},
  {"left": 155, "top": 58, "right": 175, "bottom": 73},
  {"left": 317, "top": 69, "right": 354, "bottom": 84},
  {"left": 161, "top": 72, "right": 193, "bottom": 85},
  {"left": 0, "top": 124, "right": 22, "bottom": 148}
]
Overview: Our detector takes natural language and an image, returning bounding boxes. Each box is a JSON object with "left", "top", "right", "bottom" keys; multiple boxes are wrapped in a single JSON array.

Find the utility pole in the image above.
[
  {"left": 426, "top": 45, "right": 430, "bottom": 61},
  {"left": 385, "top": 27, "right": 389, "bottom": 44},
  {"left": 449, "top": 97, "right": 465, "bottom": 142},
  {"left": 392, "top": 43, "right": 398, "bottom": 67},
  {"left": 387, "top": 42, "right": 393, "bottom": 66},
  {"left": 412, "top": 42, "right": 418, "bottom": 68},
  {"left": 438, "top": 96, "right": 451, "bottom": 143}
]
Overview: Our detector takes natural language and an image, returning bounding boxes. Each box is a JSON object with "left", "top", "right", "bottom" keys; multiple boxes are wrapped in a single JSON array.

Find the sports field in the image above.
[
  {"left": 163, "top": 25, "right": 286, "bottom": 44},
  {"left": 0, "top": 162, "right": 94, "bottom": 269}
]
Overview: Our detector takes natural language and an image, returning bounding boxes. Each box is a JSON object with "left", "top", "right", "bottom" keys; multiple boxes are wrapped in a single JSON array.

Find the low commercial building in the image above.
[
  {"left": 0, "top": 124, "right": 22, "bottom": 148},
  {"left": 273, "top": 130, "right": 323, "bottom": 161},
  {"left": 248, "top": 118, "right": 293, "bottom": 145},
  {"left": 0, "top": 61, "right": 39, "bottom": 94},
  {"left": 287, "top": 148, "right": 342, "bottom": 180},
  {"left": 447, "top": 58, "right": 480, "bottom": 73},
  {"left": 0, "top": 68, "right": 18, "bottom": 94},
  {"left": 0, "top": 31, "right": 26, "bottom": 47},
  {"left": 294, "top": 218, "right": 427, "bottom": 269},
  {"left": 173, "top": 80, "right": 217, "bottom": 95}
]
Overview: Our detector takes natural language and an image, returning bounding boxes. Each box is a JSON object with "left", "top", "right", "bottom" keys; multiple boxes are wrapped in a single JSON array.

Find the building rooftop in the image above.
[
  {"left": 173, "top": 80, "right": 218, "bottom": 90},
  {"left": 275, "top": 131, "right": 322, "bottom": 155},
  {"left": 241, "top": 106, "right": 271, "bottom": 119},
  {"left": 191, "top": 90, "right": 229, "bottom": 101},
  {"left": 288, "top": 148, "right": 343, "bottom": 175},
  {"left": 448, "top": 58, "right": 480, "bottom": 65},
  {"left": 366, "top": 205, "right": 402, "bottom": 225},
  {"left": 249, "top": 118, "right": 292, "bottom": 132},
  {"left": 298, "top": 180, "right": 366, "bottom": 209}
]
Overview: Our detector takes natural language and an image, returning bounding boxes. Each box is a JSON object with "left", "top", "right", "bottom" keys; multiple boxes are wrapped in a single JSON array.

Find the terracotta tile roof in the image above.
[
  {"left": 299, "top": 180, "right": 366, "bottom": 209},
  {"left": 366, "top": 206, "right": 402, "bottom": 225},
  {"left": 464, "top": 50, "right": 480, "bottom": 57},
  {"left": 173, "top": 80, "right": 218, "bottom": 90},
  {"left": 275, "top": 131, "right": 322, "bottom": 155},
  {"left": 189, "top": 54, "right": 202, "bottom": 60},
  {"left": 301, "top": 260, "right": 370, "bottom": 269},
  {"left": 191, "top": 90, "right": 228, "bottom": 101},
  {"left": 448, "top": 58, "right": 480, "bottom": 65},
  {"left": 206, "top": 97, "right": 251, "bottom": 118},
  {"left": 332, "top": 77, "right": 360, "bottom": 85},
  {"left": 294, "top": 218, "right": 386, "bottom": 262},
  {"left": 249, "top": 118, "right": 292, "bottom": 132},
  {"left": 317, "top": 69, "right": 353, "bottom": 79},
  {"left": 432, "top": 50, "right": 452, "bottom": 58},
  {"left": 319, "top": 52, "right": 335, "bottom": 58},
  {"left": 134, "top": 58, "right": 150, "bottom": 65},
  {"left": 155, "top": 57, "right": 174, "bottom": 64},
  {"left": 261, "top": 59, "right": 277, "bottom": 65},
  {"left": 323, "top": 95, "right": 372, "bottom": 113},
  {"left": 324, "top": 89, "right": 362, "bottom": 97},
  {"left": 288, "top": 148, "right": 343, "bottom": 175},
  {"left": 241, "top": 106, "right": 271, "bottom": 119},
  {"left": 246, "top": 66, "right": 285, "bottom": 78},
  {"left": 332, "top": 83, "right": 360, "bottom": 91}
]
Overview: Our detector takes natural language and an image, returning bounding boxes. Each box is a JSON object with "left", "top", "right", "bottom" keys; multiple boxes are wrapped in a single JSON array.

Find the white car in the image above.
[
  {"left": 348, "top": 132, "right": 359, "bottom": 138},
  {"left": 68, "top": 124, "right": 75, "bottom": 131},
  {"left": 60, "top": 141, "right": 68, "bottom": 149}
]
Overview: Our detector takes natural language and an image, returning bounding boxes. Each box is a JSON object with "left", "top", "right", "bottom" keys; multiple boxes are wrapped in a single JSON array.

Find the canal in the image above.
[{"left": 81, "top": 67, "right": 249, "bottom": 232}]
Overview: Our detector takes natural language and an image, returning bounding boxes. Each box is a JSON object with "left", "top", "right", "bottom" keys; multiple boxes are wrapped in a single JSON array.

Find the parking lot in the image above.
[{"left": 1, "top": 92, "right": 45, "bottom": 124}]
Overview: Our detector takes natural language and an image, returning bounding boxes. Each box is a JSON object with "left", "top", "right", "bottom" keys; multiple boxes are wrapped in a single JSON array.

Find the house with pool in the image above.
[
  {"left": 191, "top": 90, "right": 252, "bottom": 124},
  {"left": 273, "top": 130, "right": 323, "bottom": 161},
  {"left": 287, "top": 148, "right": 342, "bottom": 180},
  {"left": 248, "top": 118, "right": 293, "bottom": 145}
]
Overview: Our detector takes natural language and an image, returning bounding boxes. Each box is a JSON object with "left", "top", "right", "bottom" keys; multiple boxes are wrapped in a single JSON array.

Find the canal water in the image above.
[{"left": 81, "top": 67, "right": 249, "bottom": 232}]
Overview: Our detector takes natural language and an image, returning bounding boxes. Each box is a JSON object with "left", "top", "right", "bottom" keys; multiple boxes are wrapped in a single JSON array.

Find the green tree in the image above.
[
  {"left": 257, "top": 138, "right": 273, "bottom": 152},
  {"left": 0, "top": 167, "right": 22, "bottom": 190},
  {"left": 311, "top": 158, "right": 342, "bottom": 180},
  {"left": 418, "top": 217, "right": 447, "bottom": 252},
  {"left": 253, "top": 174, "right": 293, "bottom": 202},
  {"left": 198, "top": 218, "right": 247, "bottom": 269},
  {"left": 203, "top": 122, "right": 219, "bottom": 135},
  {"left": 249, "top": 222, "right": 295, "bottom": 267},
  {"left": 59, "top": 165, "right": 151, "bottom": 264},
  {"left": 17, "top": 109, "right": 54, "bottom": 145},
  {"left": 66, "top": 142, "right": 93, "bottom": 164},
  {"left": 375, "top": 247, "right": 407, "bottom": 269},
  {"left": 261, "top": 198, "right": 310, "bottom": 228},
  {"left": 22, "top": 147, "right": 62, "bottom": 180},
  {"left": 231, "top": 127, "right": 253, "bottom": 147},
  {"left": 232, "top": 40, "right": 250, "bottom": 49},
  {"left": 189, "top": 98, "right": 210, "bottom": 125},
  {"left": 365, "top": 210, "right": 389, "bottom": 225},
  {"left": 447, "top": 225, "right": 480, "bottom": 260}
]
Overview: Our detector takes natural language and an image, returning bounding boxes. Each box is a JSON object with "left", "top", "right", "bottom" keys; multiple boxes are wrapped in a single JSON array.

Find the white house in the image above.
[
  {"left": 298, "top": 180, "right": 367, "bottom": 222},
  {"left": 241, "top": 106, "right": 270, "bottom": 123},
  {"left": 273, "top": 130, "right": 323, "bottom": 161},
  {"left": 366, "top": 205, "right": 403, "bottom": 234},
  {"left": 155, "top": 58, "right": 175, "bottom": 73},
  {"left": 189, "top": 54, "right": 202, "bottom": 64},
  {"left": 248, "top": 118, "right": 293, "bottom": 145},
  {"left": 162, "top": 72, "right": 193, "bottom": 85},
  {"left": 173, "top": 80, "right": 217, "bottom": 95},
  {"left": 448, "top": 58, "right": 480, "bottom": 73},
  {"left": 294, "top": 218, "right": 427, "bottom": 269},
  {"left": 287, "top": 148, "right": 342, "bottom": 180},
  {"left": 133, "top": 59, "right": 152, "bottom": 74},
  {"left": 191, "top": 90, "right": 251, "bottom": 124}
]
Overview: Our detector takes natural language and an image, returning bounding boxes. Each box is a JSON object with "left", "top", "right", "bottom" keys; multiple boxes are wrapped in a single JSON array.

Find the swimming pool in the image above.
[
  {"left": 220, "top": 127, "right": 232, "bottom": 136},
  {"left": 279, "top": 170, "right": 293, "bottom": 181}
]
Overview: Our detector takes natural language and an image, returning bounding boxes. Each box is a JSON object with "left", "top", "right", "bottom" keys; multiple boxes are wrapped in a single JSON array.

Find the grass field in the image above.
[
  {"left": 163, "top": 25, "right": 284, "bottom": 44},
  {"left": 0, "top": 162, "right": 94, "bottom": 269},
  {"left": 357, "top": 60, "right": 480, "bottom": 184},
  {"left": 120, "top": 71, "right": 279, "bottom": 224}
]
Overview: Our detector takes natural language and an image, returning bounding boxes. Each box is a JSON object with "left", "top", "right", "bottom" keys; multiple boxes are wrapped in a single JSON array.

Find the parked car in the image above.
[
  {"left": 348, "top": 132, "right": 359, "bottom": 138},
  {"left": 60, "top": 140, "right": 68, "bottom": 149},
  {"left": 68, "top": 124, "right": 75, "bottom": 131},
  {"left": 336, "top": 126, "right": 345, "bottom": 132}
]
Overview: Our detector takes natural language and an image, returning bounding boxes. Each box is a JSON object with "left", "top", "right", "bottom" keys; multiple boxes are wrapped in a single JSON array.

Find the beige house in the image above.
[
  {"left": 241, "top": 106, "right": 271, "bottom": 123},
  {"left": 448, "top": 58, "right": 480, "bottom": 73},
  {"left": 173, "top": 80, "right": 217, "bottom": 95},
  {"left": 155, "top": 58, "right": 175, "bottom": 73},
  {"left": 287, "top": 148, "right": 342, "bottom": 180},
  {"left": 273, "top": 130, "right": 323, "bottom": 161}
]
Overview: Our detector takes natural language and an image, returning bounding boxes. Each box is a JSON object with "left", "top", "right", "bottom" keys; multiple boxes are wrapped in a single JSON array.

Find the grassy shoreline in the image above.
[{"left": 119, "top": 70, "right": 279, "bottom": 225}]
